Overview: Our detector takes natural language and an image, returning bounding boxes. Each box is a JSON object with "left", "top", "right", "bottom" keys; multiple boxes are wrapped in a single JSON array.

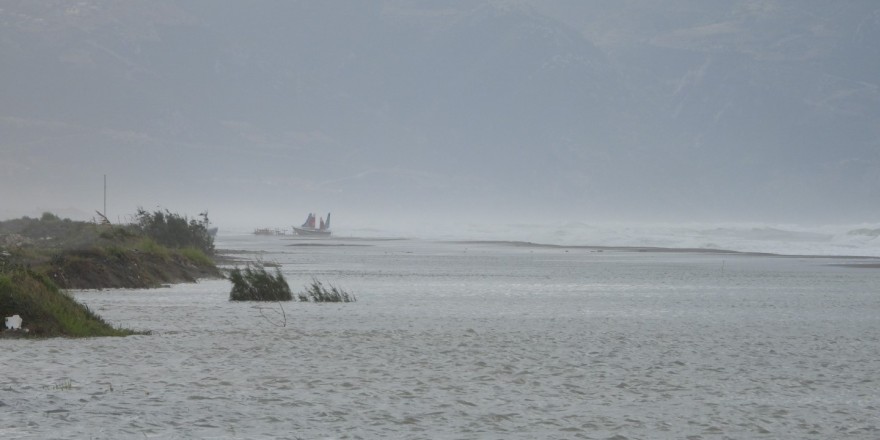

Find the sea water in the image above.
[{"left": 2, "top": 233, "right": 879, "bottom": 439}]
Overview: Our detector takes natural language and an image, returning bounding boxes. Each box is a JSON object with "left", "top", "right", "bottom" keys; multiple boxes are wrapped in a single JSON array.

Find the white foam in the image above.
[{"left": 343, "top": 221, "right": 880, "bottom": 257}]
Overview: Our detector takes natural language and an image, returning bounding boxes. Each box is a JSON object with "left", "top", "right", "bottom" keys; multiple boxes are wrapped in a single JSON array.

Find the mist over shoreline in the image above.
[
  {"left": 4, "top": 206, "right": 880, "bottom": 257},
  {"left": 2, "top": 1, "right": 878, "bottom": 231}
]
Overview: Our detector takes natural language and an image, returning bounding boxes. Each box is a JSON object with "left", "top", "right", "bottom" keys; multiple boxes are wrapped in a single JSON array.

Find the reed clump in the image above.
[
  {"left": 299, "top": 278, "right": 356, "bottom": 303},
  {"left": 228, "top": 264, "right": 292, "bottom": 301}
]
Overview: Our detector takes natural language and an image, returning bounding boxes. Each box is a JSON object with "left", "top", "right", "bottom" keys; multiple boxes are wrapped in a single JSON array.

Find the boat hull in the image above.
[{"left": 292, "top": 226, "right": 331, "bottom": 237}]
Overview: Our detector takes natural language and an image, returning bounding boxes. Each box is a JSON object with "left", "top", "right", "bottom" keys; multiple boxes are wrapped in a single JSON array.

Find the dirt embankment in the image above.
[{"left": 44, "top": 249, "right": 221, "bottom": 289}]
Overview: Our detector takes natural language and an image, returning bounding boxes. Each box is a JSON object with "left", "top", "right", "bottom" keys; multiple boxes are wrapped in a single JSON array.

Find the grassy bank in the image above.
[
  {"left": 0, "top": 210, "right": 220, "bottom": 337},
  {"left": 0, "top": 268, "right": 137, "bottom": 337},
  {"left": 1, "top": 210, "right": 219, "bottom": 289}
]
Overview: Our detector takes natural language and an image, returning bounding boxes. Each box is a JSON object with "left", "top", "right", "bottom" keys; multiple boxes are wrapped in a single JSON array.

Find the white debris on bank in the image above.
[{"left": 4, "top": 314, "right": 22, "bottom": 330}]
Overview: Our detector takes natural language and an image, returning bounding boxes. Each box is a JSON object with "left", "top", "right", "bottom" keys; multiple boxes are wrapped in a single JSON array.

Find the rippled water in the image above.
[{"left": 3, "top": 234, "right": 880, "bottom": 439}]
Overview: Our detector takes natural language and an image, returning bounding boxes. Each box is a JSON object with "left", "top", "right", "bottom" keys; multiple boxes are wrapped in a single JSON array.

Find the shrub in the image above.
[
  {"left": 41, "top": 212, "right": 61, "bottom": 222},
  {"left": 229, "top": 264, "right": 292, "bottom": 301},
  {"left": 299, "top": 278, "right": 356, "bottom": 303},
  {"left": 98, "top": 225, "right": 137, "bottom": 241},
  {"left": 134, "top": 208, "right": 214, "bottom": 255}
]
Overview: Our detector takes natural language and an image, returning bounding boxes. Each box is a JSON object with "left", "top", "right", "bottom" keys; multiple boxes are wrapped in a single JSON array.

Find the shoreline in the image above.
[{"left": 444, "top": 239, "right": 880, "bottom": 261}]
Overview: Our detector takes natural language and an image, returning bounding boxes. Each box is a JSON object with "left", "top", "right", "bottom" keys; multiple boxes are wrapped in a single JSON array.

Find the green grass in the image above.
[
  {"left": 0, "top": 268, "right": 139, "bottom": 337},
  {"left": 135, "top": 237, "right": 171, "bottom": 260},
  {"left": 180, "top": 246, "right": 213, "bottom": 267}
]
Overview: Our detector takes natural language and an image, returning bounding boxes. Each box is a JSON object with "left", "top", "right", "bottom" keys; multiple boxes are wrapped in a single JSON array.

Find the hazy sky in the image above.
[{"left": 1, "top": 1, "right": 878, "bottom": 231}]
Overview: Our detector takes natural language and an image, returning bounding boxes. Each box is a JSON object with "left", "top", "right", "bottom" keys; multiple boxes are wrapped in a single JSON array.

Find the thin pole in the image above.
[{"left": 104, "top": 174, "right": 107, "bottom": 218}]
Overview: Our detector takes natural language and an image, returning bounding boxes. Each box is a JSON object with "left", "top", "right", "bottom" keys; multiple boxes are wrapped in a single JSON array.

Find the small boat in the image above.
[{"left": 293, "top": 213, "right": 331, "bottom": 236}]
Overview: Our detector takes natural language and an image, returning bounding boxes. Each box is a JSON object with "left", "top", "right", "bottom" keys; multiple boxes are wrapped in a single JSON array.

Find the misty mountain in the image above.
[{"left": 1, "top": 1, "right": 878, "bottom": 226}]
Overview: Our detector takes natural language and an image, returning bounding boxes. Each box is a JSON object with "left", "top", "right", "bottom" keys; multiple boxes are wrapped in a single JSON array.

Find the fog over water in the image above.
[{"left": 1, "top": 1, "right": 878, "bottom": 238}]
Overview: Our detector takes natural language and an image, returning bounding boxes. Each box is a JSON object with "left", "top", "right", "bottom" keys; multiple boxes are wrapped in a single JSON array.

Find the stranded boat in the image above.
[{"left": 293, "top": 213, "right": 331, "bottom": 236}]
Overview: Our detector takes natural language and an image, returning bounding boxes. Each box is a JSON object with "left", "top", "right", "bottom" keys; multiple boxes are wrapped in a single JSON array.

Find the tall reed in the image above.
[
  {"left": 228, "top": 264, "right": 292, "bottom": 301},
  {"left": 299, "top": 278, "right": 356, "bottom": 303}
]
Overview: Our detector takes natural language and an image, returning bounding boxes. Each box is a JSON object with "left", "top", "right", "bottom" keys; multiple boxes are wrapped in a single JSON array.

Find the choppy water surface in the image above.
[{"left": 3, "top": 234, "right": 880, "bottom": 439}]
